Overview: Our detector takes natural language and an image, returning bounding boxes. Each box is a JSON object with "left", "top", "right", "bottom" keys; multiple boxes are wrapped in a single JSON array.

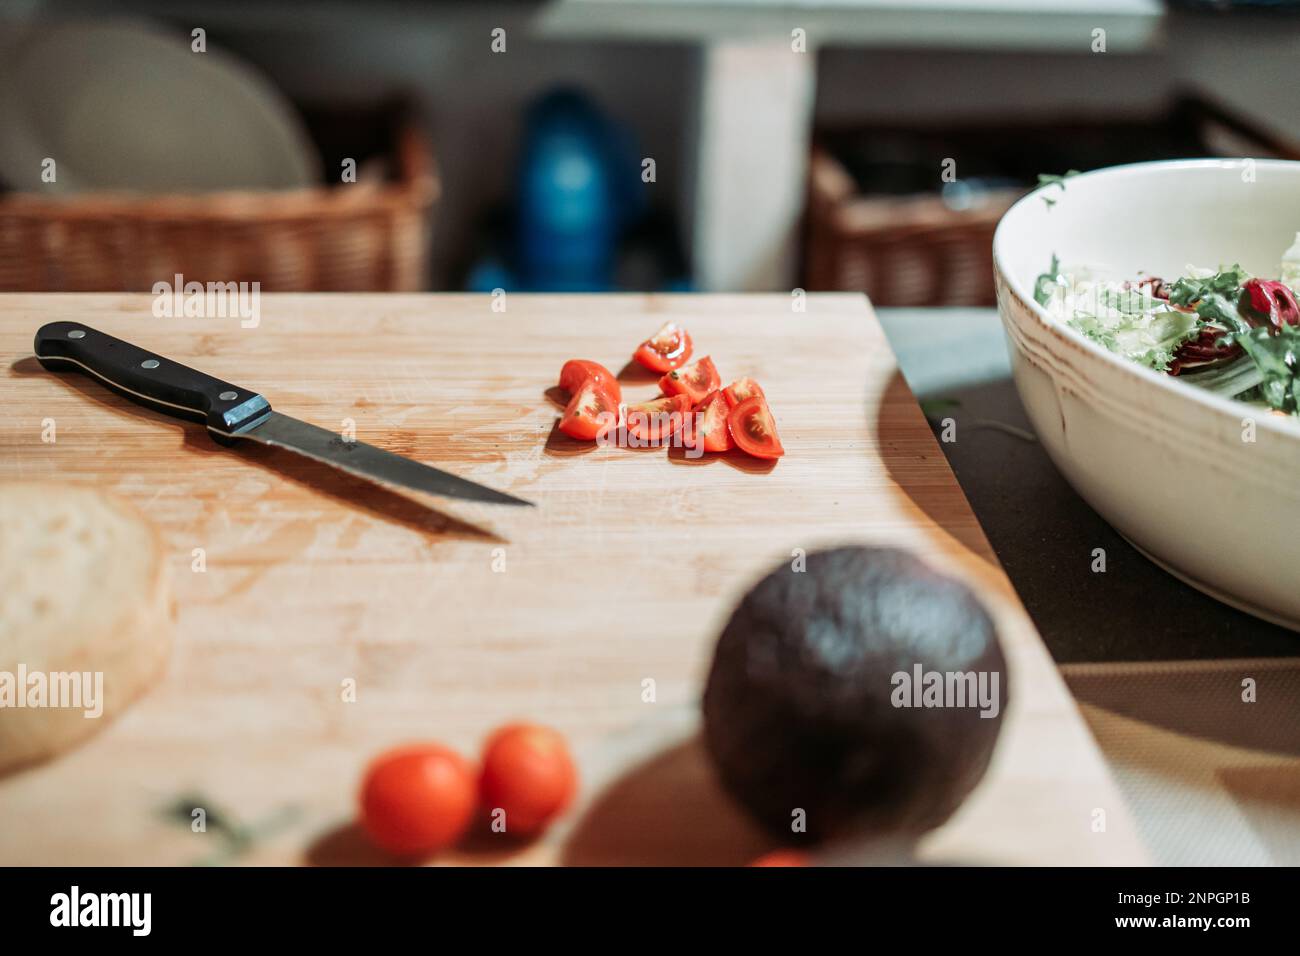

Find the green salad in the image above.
[{"left": 1036, "top": 234, "right": 1300, "bottom": 414}]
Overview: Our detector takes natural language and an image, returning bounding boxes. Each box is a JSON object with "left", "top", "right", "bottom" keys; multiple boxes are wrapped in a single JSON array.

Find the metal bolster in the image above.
[{"left": 223, "top": 394, "right": 272, "bottom": 433}]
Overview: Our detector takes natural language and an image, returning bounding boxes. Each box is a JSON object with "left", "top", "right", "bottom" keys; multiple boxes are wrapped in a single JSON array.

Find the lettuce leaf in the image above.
[
  {"left": 1067, "top": 306, "right": 1199, "bottom": 372},
  {"left": 1234, "top": 324, "right": 1300, "bottom": 413}
]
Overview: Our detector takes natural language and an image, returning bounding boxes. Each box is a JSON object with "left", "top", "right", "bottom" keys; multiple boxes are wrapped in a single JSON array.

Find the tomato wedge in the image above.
[
  {"left": 723, "top": 377, "right": 766, "bottom": 409},
  {"left": 558, "top": 359, "right": 620, "bottom": 403},
  {"left": 658, "top": 355, "right": 720, "bottom": 407},
  {"left": 696, "top": 389, "right": 734, "bottom": 453},
  {"left": 559, "top": 378, "right": 619, "bottom": 441},
  {"left": 625, "top": 393, "right": 691, "bottom": 444},
  {"left": 633, "top": 322, "right": 693, "bottom": 373},
  {"left": 749, "top": 849, "right": 810, "bottom": 867},
  {"left": 728, "top": 396, "right": 784, "bottom": 459}
]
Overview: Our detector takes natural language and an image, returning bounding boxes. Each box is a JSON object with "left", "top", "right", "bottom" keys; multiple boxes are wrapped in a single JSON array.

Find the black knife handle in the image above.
[{"left": 34, "top": 321, "right": 271, "bottom": 443}]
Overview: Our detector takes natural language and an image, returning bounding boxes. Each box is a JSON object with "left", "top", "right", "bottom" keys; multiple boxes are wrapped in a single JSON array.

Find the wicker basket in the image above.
[
  {"left": 805, "top": 95, "right": 1300, "bottom": 308},
  {"left": 0, "top": 110, "right": 438, "bottom": 292},
  {"left": 805, "top": 147, "right": 1016, "bottom": 307}
]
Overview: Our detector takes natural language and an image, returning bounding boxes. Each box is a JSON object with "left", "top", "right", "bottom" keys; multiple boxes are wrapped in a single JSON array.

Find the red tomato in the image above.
[
  {"left": 658, "top": 355, "right": 720, "bottom": 406},
  {"left": 722, "top": 377, "right": 766, "bottom": 409},
  {"left": 558, "top": 359, "right": 620, "bottom": 403},
  {"left": 479, "top": 724, "right": 578, "bottom": 838},
  {"left": 749, "top": 849, "right": 810, "bottom": 867},
  {"left": 359, "top": 744, "right": 478, "bottom": 857},
  {"left": 728, "top": 396, "right": 785, "bottom": 459},
  {"left": 559, "top": 378, "right": 619, "bottom": 442},
  {"left": 633, "top": 322, "right": 693, "bottom": 373},
  {"left": 696, "top": 389, "right": 734, "bottom": 453},
  {"left": 625, "top": 393, "right": 691, "bottom": 444}
]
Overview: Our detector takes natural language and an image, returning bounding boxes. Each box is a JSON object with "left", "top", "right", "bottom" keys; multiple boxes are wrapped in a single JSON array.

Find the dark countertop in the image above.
[{"left": 879, "top": 307, "right": 1300, "bottom": 664}]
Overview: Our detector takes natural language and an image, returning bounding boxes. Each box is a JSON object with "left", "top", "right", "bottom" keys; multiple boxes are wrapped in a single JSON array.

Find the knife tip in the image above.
[{"left": 491, "top": 490, "right": 535, "bottom": 507}]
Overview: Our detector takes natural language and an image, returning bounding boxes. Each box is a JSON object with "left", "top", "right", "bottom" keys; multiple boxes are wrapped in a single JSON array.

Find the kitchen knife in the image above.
[{"left": 34, "top": 321, "right": 532, "bottom": 507}]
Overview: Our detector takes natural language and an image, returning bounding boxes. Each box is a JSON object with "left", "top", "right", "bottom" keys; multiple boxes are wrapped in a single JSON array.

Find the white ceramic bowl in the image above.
[{"left": 993, "top": 159, "right": 1300, "bottom": 631}]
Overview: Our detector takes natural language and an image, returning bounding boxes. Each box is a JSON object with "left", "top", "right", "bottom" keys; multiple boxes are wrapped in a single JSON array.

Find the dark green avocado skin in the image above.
[{"left": 702, "top": 547, "right": 1008, "bottom": 842}]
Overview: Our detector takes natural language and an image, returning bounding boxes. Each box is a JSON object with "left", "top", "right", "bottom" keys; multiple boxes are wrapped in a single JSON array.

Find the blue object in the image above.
[
  {"left": 465, "top": 257, "right": 516, "bottom": 294},
  {"left": 515, "top": 89, "right": 638, "bottom": 291}
]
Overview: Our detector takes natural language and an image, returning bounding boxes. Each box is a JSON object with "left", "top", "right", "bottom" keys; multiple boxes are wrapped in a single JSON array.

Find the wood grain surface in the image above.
[{"left": 0, "top": 293, "right": 1147, "bottom": 865}]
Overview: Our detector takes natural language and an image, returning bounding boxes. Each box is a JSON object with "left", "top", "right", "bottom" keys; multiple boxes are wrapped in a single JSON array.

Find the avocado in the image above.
[{"left": 702, "top": 546, "right": 1007, "bottom": 843}]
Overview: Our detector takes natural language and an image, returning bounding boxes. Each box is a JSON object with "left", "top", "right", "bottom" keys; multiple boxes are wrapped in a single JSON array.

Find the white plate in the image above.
[
  {"left": 993, "top": 159, "right": 1300, "bottom": 631},
  {"left": 0, "top": 20, "right": 319, "bottom": 194}
]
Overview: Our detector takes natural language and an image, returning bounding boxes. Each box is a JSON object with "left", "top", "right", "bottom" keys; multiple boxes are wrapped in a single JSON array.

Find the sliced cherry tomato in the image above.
[
  {"left": 1243, "top": 278, "right": 1300, "bottom": 332},
  {"left": 559, "top": 379, "right": 619, "bottom": 442},
  {"left": 658, "top": 355, "right": 720, "bottom": 406},
  {"left": 479, "top": 723, "right": 578, "bottom": 838},
  {"left": 633, "top": 322, "right": 693, "bottom": 373},
  {"left": 625, "top": 393, "right": 691, "bottom": 444},
  {"left": 728, "top": 396, "right": 784, "bottom": 459},
  {"left": 696, "top": 389, "right": 734, "bottom": 453},
  {"left": 359, "top": 744, "right": 478, "bottom": 857},
  {"left": 723, "top": 377, "right": 766, "bottom": 409},
  {"left": 558, "top": 359, "right": 620, "bottom": 403}
]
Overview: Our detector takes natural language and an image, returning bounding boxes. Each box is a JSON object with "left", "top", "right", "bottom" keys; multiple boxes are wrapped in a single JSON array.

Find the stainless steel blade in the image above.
[{"left": 234, "top": 412, "right": 533, "bottom": 507}]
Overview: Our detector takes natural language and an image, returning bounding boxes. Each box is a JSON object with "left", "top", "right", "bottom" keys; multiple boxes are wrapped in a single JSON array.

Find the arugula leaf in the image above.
[
  {"left": 1234, "top": 324, "right": 1300, "bottom": 413},
  {"left": 1034, "top": 253, "right": 1065, "bottom": 307},
  {"left": 1036, "top": 170, "right": 1080, "bottom": 209},
  {"left": 1167, "top": 266, "right": 1251, "bottom": 333},
  {"left": 919, "top": 397, "right": 961, "bottom": 419},
  {"left": 1036, "top": 170, "right": 1081, "bottom": 190}
]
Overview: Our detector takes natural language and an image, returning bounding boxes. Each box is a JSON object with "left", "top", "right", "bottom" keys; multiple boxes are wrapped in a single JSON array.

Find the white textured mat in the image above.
[{"left": 1063, "top": 658, "right": 1300, "bottom": 866}]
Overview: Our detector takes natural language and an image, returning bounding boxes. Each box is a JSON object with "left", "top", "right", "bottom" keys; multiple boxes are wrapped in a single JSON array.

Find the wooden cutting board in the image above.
[{"left": 0, "top": 293, "right": 1147, "bottom": 865}]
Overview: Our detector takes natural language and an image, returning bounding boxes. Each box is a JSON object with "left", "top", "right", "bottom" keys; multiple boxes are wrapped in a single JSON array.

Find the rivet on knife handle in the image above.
[{"left": 34, "top": 320, "right": 271, "bottom": 440}]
